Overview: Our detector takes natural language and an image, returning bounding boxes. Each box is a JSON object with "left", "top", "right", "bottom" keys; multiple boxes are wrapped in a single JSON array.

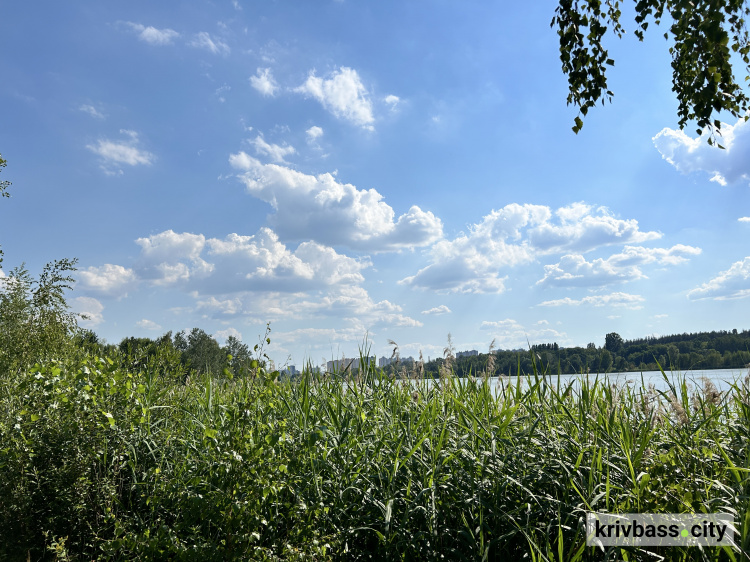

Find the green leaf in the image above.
[{"left": 102, "top": 411, "right": 115, "bottom": 428}]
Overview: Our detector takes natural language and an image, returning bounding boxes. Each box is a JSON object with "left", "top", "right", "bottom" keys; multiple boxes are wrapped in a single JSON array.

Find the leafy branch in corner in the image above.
[{"left": 552, "top": 0, "right": 750, "bottom": 146}]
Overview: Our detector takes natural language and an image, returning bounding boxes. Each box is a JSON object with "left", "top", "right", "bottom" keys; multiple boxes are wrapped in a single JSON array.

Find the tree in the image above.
[
  {"left": 182, "top": 328, "right": 226, "bottom": 376},
  {"left": 0, "top": 260, "right": 79, "bottom": 375},
  {"left": 552, "top": 0, "right": 750, "bottom": 144},
  {"left": 605, "top": 331, "right": 624, "bottom": 353},
  {"left": 0, "top": 153, "right": 11, "bottom": 268},
  {"left": 223, "top": 335, "right": 252, "bottom": 375},
  {"left": 0, "top": 153, "right": 9, "bottom": 200}
]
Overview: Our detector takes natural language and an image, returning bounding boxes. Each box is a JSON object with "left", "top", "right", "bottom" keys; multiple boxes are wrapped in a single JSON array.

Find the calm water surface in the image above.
[{"left": 481, "top": 367, "right": 749, "bottom": 393}]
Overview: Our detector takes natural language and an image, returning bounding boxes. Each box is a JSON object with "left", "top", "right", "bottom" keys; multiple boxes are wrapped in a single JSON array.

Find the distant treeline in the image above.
[{"left": 411, "top": 329, "right": 750, "bottom": 378}]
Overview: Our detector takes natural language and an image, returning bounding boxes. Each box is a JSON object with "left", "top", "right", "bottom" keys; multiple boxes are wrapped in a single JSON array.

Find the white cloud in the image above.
[
  {"left": 124, "top": 227, "right": 372, "bottom": 297},
  {"left": 229, "top": 154, "right": 443, "bottom": 250},
  {"left": 251, "top": 135, "right": 295, "bottom": 163},
  {"left": 687, "top": 257, "right": 750, "bottom": 300},
  {"left": 384, "top": 94, "right": 400, "bottom": 110},
  {"left": 529, "top": 203, "right": 661, "bottom": 254},
  {"left": 400, "top": 203, "right": 660, "bottom": 294},
  {"left": 538, "top": 292, "right": 645, "bottom": 309},
  {"left": 79, "top": 104, "right": 104, "bottom": 119},
  {"left": 78, "top": 264, "right": 138, "bottom": 297},
  {"left": 86, "top": 130, "right": 154, "bottom": 173},
  {"left": 126, "top": 228, "right": 419, "bottom": 329},
  {"left": 250, "top": 68, "right": 279, "bottom": 97},
  {"left": 739, "top": 217, "right": 750, "bottom": 223},
  {"left": 306, "top": 126, "right": 324, "bottom": 143},
  {"left": 72, "top": 296, "right": 105, "bottom": 326},
  {"left": 125, "top": 22, "right": 180, "bottom": 45},
  {"left": 421, "top": 305, "right": 451, "bottom": 315},
  {"left": 295, "top": 67, "right": 374, "bottom": 129},
  {"left": 191, "top": 32, "right": 230, "bottom": 55},
  {"left": 135, "top": 230, "right": 213, "bottom": 285},
  {"left": 203, "top": 229, "right": 371, "bottom": 292},
  {"left": 137, "top": 230, "right": 206, "bottom": 262},
  {"left": 653, "top": 117, "right": 750, "bottom": 185},
  {"left": 537, "top": 244, "right": 701, "bottom": 288},
  {"left": 479, "top": 318, "right": 567, "bottom": 349},
  {"left": 137, "top": 319, "right": 162, "bottom": 331},
  {"left": 215, "top": 84, "right": 230, "bottom": 103},
  {"left": 215, "top": 327, "right": 242, "bottom": 344}
]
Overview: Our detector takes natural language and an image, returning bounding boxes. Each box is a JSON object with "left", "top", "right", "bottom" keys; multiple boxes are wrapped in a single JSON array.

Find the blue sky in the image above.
[{"left": 1, "top": 1, "right": 749, "bottom": 368}]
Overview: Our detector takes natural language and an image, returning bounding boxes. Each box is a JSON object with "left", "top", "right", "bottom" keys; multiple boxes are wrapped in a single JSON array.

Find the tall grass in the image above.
[{"left": 1, "top": 351, "right": 749, "bottom": 560}]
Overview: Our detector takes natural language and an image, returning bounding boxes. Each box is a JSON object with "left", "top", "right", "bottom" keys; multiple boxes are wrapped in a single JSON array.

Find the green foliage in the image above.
[
  {"left": 605, "top": 331, "right": 624, "bottom": 353},
  {"left": 0, "top": 259, "right": 80, "bottom": 376},
  {"left": 1, "top": 345, "right": 749, "bottom": 560},
  {"left": 427, "top": 329, "right": 750, "bottom": 377},
  {"left": 0, "top": 152, "right": 11, "bottom": 268},
  {"left": 0, "top": 152, "right": 9, "bottom": 201},
  {"left": 552, "top": 0, "right": 750, "bottom": 143}
]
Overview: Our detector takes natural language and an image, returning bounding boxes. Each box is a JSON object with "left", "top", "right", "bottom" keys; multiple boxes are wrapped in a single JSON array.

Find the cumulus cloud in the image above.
[
  {"left": 125, "top": 22, "right": 180, "bottom": 45},
  {"left": 384, "top": 95, "right": 400, "bottom": 111},
  {"left": 137, "top": 319, "right": 162, "bottom": 331},
  {"left": 77, "top": 264, "right": 138, "bottom": 297},
  {"left": 251, "top": 136, "right": 295, "bottom": 163},
  {"left": 191, "top": 32, "right": 229, "bottom": 55},
  {"left": 537, "top": 244, "right": 701, "bottom": 288},
  {"left": 295, "top": 67, "right": 374, "bottom": 129},
  {"left": 102, "top": 227, "right": 420, "bottom": 329},
  {"left": 72, "top": 296, "right": 105, "bottom": 326},
  {"left": 687, "top": 257, "right": 750, "bottom": 300},
  {"left": 193, "top": 279, "right": 421, "bottom": 329},
  {"left": 86, "top": 130, "right": 154, "bottom": 173},
  {"left": 214, "top": 327, "right": 242, "bottom": 344},
  {"left": 112, "top": 227, "right": 370, "bottom": 296},
  {"left": 653, "top": 117, "right": 750, "bottom": 185},
  {"left": 203, "top": 229, "right": 371, "bottom": 292},
  {"left": 538, "top": 292, "right": 645, "bottom": 309},
  {"left": 421, "top": 305, "right": 451, "bottom": 315},
  {"left": 250, "top": 68, "right": 279, "bottom": 97},
  {"left": 739, "top": 217, "right": 750, "bottom": 223},
  {"left": 229, "top": 153, "right": 443, "bottom": 251},
  {"left": 79, "top": 104, "right": 104, "bottom": 119},
  {"left": 306, "top": 126, "right": 324, "bottom": 144},
  {"left": 400, "top": 203, "right": 661, "bottom": 294},
  {"left": 479, "top": 318, "right": 567, "bottom": 349},
  {"left": 134, "top": 230, "right": 212, "bottom": 286}
]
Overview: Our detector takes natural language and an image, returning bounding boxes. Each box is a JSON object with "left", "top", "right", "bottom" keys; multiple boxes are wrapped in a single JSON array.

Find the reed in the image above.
[{"left": 1, "top": 349, "right": 748, "bottom": 560}]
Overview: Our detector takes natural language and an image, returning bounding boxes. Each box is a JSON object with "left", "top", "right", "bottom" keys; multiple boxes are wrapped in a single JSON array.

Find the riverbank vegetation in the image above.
[
  {"left": 1, "top": 264, "right": 749, "bottom": 560},
  {"left": 415, "top": 330, "right": 750, "bottom": 380}
]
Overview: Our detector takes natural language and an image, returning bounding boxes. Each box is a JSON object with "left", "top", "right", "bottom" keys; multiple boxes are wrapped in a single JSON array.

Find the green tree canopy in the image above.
[
  {"left": 605, "top": 331, "right": 624, "bottom": 353},
  {"left": 0, "top": 260, "right": 79, "bottom": 375},
  {"left": 552, "top": 0, "right": 750, "bottom": 145}
]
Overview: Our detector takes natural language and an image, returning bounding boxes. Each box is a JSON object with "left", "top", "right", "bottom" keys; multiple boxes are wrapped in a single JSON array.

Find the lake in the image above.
[{"left": 481, "top": 367, "right": 750, "bottom": 393}]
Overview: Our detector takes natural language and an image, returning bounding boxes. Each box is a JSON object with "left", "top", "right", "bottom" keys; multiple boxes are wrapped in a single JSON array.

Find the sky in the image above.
[{"left": 1, "top": 1, "right": 749, "bottom": 368}]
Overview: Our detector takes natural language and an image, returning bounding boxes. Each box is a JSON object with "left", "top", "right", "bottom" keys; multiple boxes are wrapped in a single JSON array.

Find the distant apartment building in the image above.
[
  {"left": 378, "top": 356, "right": 393, "bottom": 368},
  {"left": 327, "top": 357, "right": 375, "bottom": 373},
  {"left": 456, "top": 350, "right": 479, "bottom": 358},
  {"left": 379, "top": 355, "right": 416, "bottom": 367}
]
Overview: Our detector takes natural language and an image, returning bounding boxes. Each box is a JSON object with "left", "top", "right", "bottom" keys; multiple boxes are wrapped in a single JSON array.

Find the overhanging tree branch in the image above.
[{"left": 552, "top": 0, "right": 750, "bottom": 146}]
